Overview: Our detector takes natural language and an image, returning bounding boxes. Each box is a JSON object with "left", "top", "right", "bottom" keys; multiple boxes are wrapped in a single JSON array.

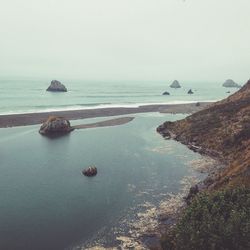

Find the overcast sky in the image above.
[{"left": 0, "top": 0, "right": 249, "bottom": 82}]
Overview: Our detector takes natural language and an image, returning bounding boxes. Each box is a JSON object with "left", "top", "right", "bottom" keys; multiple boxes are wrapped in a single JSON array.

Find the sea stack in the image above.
[
  {"left": 222, "top": 79, "right": 241, "bottom": 88},
  {"left": 39, "top": 116, "right": 74, "bottom": 137},
  {"left": 47, "top": 80, "right": 67, "bottom": 92},
  {"left": 188, "top": 89, "right": 194, "bottom": 94},
  {"left": 170, "top": 80, "right": 181, "bottom": 88}
]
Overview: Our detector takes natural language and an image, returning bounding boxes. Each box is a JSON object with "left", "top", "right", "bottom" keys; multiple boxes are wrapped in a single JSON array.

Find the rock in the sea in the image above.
[
  {"left": 162, "top": 91, "right": 170, "bottom": 95},
  {"left": 39, "top": 116, "right": 74, "bottom": 136},
  {"left": 82, "top": 166, "right": 97, "bottom": 177},
  {"left": 170, "top": 80, "right": 181, "bottom": 88},
  {"left": 222, "top": 79, "right": 241, "bottom": 88},
  {"left": 188, "top": 89, "right": 194, "bottom": 94},
  {"left": 47, "top": 80, "right": 67, "bottom": 92}
]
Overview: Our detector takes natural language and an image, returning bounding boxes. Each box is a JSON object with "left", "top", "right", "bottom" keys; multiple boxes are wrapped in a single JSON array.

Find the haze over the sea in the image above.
[
  {"left": 0, "top": 0, "right": 249, "bottom": 82},
  {"left": 0, "top": 1, "right": 249, "bottom": 249}
]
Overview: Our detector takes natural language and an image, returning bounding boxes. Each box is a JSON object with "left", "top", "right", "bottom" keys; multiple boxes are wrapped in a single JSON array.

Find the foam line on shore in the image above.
[{"left": 0, "top": 100, "right": 216, "bottom": 115}]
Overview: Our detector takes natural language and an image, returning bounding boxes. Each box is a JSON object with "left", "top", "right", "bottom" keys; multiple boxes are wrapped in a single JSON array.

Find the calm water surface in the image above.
[{"left": 0, "top": 113, "right": 205, "bottom": 250}]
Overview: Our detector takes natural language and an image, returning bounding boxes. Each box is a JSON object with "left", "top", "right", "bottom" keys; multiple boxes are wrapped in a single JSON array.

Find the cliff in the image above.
[{"left": 157, "top": 80, "right": 250, "bottom": 189}]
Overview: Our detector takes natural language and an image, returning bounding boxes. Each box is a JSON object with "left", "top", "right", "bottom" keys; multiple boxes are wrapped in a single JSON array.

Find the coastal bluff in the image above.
[{"left": 157, "top": 79, "right": 250, "bottom": 189}]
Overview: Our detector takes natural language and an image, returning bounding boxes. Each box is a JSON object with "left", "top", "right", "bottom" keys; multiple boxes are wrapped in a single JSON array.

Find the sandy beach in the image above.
[{"left": 0, "top": 102, "right": 211, "bottom": 128}]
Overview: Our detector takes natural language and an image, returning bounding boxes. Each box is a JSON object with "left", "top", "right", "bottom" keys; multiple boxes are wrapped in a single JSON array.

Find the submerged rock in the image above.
[
  {"left": 82, "top": 166, "right": 97, "bottom": 177},
  {"left": 188, "top": 89, "right": 194, "bottom": 94},
  {"left": 162, "top": 91, "right": 170, "bottom": 95},
  {"left": 223, "top": 79, "right": 241, "bottom": 88},
  {"left": 39, "top": 116, "right": 74, "bottom": 136},
  {"left": 170, "top": 80, "right": 181, "bottom": 88},
  {"left": 47, "top": 80, "right": 67, "bottom": 92}
]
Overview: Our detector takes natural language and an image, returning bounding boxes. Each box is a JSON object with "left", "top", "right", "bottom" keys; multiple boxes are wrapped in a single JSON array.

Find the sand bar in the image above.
[
  {"left": 0, "top": 102, "right": 211, "bottom": 128},
  {"left": 73, "top": 117, "right": 135, "bottom": 129}
]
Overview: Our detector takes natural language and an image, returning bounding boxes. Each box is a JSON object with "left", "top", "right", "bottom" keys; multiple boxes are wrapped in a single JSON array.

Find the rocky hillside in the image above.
[{"left": 157, "top": 80, "right": 250, "bottom": 188}]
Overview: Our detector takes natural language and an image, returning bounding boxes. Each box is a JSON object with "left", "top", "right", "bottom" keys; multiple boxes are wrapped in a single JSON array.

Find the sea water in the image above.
[
  {"left": 0, "top": 78, "right": 238, "bottom": 114},
  {"left": 0, "top": 113, "right": 207, "bottom": 250}
]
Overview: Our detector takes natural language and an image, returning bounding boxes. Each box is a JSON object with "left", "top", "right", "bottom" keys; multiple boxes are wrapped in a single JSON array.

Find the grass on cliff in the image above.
[{"left": 162, "top": 187, "right": 250, "bottom": 250}]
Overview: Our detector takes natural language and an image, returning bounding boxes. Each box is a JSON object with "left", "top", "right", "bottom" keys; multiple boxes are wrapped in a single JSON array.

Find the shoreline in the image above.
[
  {"left": 0, "top": 102, "right": 211, "bottom": 128},
  {"left": 84, "top": 156, "right": 220, "bottom": 250}
]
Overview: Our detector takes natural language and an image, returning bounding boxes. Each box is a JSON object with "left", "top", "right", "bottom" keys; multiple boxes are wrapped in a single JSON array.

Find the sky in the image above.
[{"left": 0, "top": 0, "right": 249, "bottom": 82}]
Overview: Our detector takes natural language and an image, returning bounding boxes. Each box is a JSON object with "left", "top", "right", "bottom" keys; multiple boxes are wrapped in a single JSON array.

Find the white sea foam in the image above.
[{"left": 0, "top": 100, "right": 216, "bottom": 115}]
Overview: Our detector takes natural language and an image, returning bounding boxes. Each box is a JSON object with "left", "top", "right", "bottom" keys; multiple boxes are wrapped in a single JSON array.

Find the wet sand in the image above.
[
  {"left": 72, "top": 117, "right": 135, "bottom": 130},
  {"left": 0, "top": 102, "right": 211, "bottom": 128}
]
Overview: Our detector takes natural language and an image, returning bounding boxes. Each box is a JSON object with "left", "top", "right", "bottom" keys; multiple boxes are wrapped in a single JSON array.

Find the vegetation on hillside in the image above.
[{"left": 162, "top": 187, "right": 250, "bottom": 250}]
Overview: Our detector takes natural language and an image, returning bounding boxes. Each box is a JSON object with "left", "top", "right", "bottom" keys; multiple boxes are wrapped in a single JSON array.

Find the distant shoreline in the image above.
[{"left": 0, "top": 102, "right": 212, "bottom": 128}]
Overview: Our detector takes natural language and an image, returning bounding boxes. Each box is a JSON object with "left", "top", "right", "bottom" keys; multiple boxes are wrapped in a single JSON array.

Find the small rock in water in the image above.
[
  {"left": 188, "top": 89, "right": 194, "bottom": 94},
  {"left": 162, "top": 91, "right": 170, "bottom": 95},
  {"left": 82, "top": 166, "right": 97, "bottom": 177}
]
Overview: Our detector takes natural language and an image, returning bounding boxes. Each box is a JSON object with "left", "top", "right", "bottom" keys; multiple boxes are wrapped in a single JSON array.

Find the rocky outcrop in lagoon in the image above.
[
  {"left": 82, "top": 166, "right": 97, "bottom": 177},
  {"left": 188, "top": 89, "right": 194, "bottom": 94},
  {"left": 47, "top": 80, "right": 67, "bottom": 92},
  {"left": 162, "top": 91, "right": 170, "bottom": 95},
  {"left": 39, "top": 116, "right": 74, "bottom": 136}
]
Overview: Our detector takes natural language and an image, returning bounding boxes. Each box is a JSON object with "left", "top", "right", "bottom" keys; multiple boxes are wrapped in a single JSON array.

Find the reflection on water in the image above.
[{"left": 0, "top": 113, "right": 207, "bottom": 250}]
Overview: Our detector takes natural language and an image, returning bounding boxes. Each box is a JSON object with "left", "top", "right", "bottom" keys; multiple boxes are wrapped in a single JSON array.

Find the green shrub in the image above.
[{"left": 162, "top": 187, "right": 250, "bottom": 250}]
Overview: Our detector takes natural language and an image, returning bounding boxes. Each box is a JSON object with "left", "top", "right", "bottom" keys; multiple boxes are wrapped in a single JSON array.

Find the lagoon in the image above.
[{"left": 0, "top": 113, "right": 205, "bottom": 250}]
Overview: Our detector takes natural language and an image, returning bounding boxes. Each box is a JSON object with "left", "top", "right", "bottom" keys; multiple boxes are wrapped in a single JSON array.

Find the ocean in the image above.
[
  {"left": 0, "top": 78, "right": 237, "bottom": 114},
  {"left": 0, "top": 79, "right": 234, "bottom": 249}
]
